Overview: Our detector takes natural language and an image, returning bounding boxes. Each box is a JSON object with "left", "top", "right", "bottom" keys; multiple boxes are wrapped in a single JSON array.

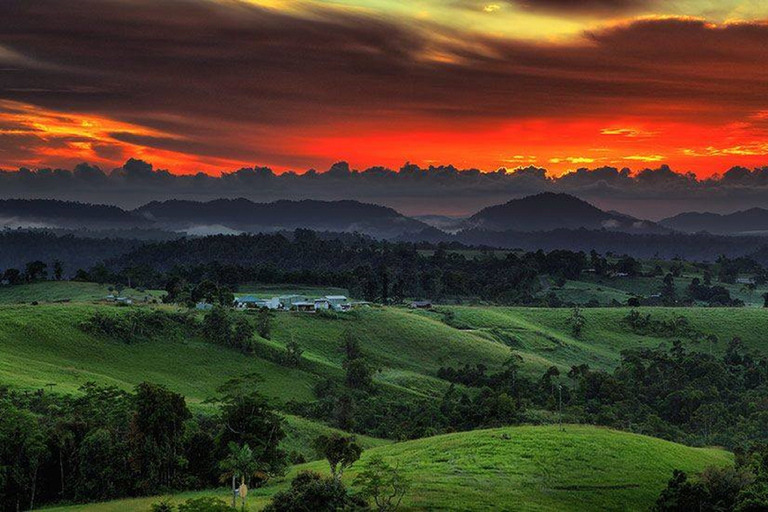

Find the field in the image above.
[
  {"left": 0, "top": 281, "right": 165, "bottom": 304},
  {"left": 43, "top": 425, "right": 733, "bottom": 512},
  {"left": 3, "top": 282, "right": 763, "bottom": 511},
  {"left": 5, "top": 298, "right": 768, "bottom": 403},
  {"left": 545, "top": 272, "right": 768, "bottom": 307}
]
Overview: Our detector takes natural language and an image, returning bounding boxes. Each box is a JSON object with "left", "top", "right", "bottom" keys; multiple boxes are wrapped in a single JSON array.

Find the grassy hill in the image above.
[
  {"left": 0, "top": 303, "right": 387, "bottom": 459},
  {"left": 543, "top": 272, "right": 768, "bottom": 307},
  {"left": 0, "top": 281, "right": 165, "bottom": 304},
  {"left": 435, "top": 305, "right": 768, "bottom": 375},
  {"left": 42, "top": 425, "right": 733, "bottom": 512}
]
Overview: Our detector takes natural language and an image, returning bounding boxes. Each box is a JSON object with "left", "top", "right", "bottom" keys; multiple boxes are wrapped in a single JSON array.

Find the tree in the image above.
[
  {"left": 567, "top": 307, "right": 586, "bottom": 338},
  {"left": 25, "top": 260, "right": 48, "bottom": 282},
  {"left": 219, "top": 443, "right": 259, "bottom": 508},
  {"left": 653, "top": 470, "right": 708, "bottom": 511},
  {"left": 340, "top": 329, "right": 373, "bottom": 391},
  {"left": 215, "top": 374, "right": 287, "bottom": 479},
  {"left": 3, "top": 268, "right": 22, "bottom": 285},
  {"left": 0, "top": 402, "right": 47, "bottom": 511},
  {"left": 256, "top": 307, "right": 272, "bottom": 339},
  {"left": 282, "top": 340, "right": 303, "bottom": 367},
  {"left": 314, "top": 433, "right": 362, "bottom": 482},
  {"left": 53, "top": 260, "right": 64, "bottom": 281},
  {"left": 345, "top": 358, "right": 374, "bottom": 391},
  {"left": 129, "top": 382, "right": 191, "bottom": 492},
  {"left": 354, "top": 455, "right": 410, "bottom": 511},
  {"left": 263, "top": 471, "right": 353, "bottom": 512}
]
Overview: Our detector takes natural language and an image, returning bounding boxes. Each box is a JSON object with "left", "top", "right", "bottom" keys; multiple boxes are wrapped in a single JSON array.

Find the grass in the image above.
[
  {"left": 547, "top": 273, "right": 768, "bottom": 307},
  {"left": 42, "top": 425, "right": 733, "bottom": 512},
  {"left": 0, "top": 302, "right": 373, "bottom": 460},
  {"left": 1, "top": 283, "right": 752, "bottom": 511},
  {"left": 435, "top": 305, "right": 768, "bottom": 376},
  {"left": 0, "top": 281, "right": 165, "bottom": 304}
]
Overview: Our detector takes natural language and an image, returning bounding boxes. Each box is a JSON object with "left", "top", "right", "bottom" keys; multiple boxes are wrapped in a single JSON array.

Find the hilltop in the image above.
[
  {"left": 42, "top": 425, "right": 732, "bottom": 512},
  {"left": 465, "top": 193, "right": 668, "bottom": 233}
]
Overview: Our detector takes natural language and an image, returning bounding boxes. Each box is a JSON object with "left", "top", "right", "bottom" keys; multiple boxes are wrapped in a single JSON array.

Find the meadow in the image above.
[
  {"left": 3, "top": 281, "right": 763, "bottom": 510},
  {"left": 42, "top": 425, "right": 732, "bottom": 512}
]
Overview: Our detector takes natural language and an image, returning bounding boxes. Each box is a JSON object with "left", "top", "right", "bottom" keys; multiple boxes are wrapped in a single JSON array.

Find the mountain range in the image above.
[
  {"left": 3, "top": 193, "right": 766, "bottom": 241},
  {"left": 660, "top": 208, "right": 768, "bottom": 235}
]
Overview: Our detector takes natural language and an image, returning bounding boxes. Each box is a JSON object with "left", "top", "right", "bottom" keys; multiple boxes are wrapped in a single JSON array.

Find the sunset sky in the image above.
[{"left": 2, "top": 0, "right": 768, "bottom": 177}]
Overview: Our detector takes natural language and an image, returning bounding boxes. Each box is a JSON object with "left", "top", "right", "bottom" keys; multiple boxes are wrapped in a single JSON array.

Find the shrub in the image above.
[{"left": 176, "top": 497, "right": 232, "bottom": 512}]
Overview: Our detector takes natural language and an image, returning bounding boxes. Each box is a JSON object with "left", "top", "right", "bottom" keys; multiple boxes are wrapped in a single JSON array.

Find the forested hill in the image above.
[
  {"left": 134, "top": 198, "right": 429, "bottom": 237},
  {"left": 466, "top": 192, "right": 668, "bottom": 233},
  {"left": 0, "top": 198, "right": 142, "bottom": 227},
  {"left": 402, "top": 228, "right": 768, "bottom": 260},
  {"left": 0, "top": 231, "right": 145, "bottom": 273}
]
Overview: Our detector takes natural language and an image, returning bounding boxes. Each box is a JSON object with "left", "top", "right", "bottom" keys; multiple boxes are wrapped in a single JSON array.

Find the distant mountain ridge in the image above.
[
  {"left": 0, "top": 198, "right": 430, "bottom": 239},
  {"left": 0, "top": 199, "right": 140, "bottom": 228},
  {"left": 465, "top": 192, "right": 669, "bottom": 233},
  {"left": 135, "top": 198, "right": 429, "bottom": 238},
  {"left": 661, "top": 208, "right": 768, "bottom": 235}
]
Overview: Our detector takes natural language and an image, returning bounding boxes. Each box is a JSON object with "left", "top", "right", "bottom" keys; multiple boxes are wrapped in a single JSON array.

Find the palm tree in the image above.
[{"left": 219, "top": 443, "right": 259, "bottom": 508}]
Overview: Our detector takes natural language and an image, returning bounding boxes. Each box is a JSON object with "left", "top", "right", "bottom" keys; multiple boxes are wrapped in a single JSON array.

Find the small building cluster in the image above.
[
  {"left": 104, "top": 294, "right": 133, "bottom": 305},
  {"left": 232, "top": 294, "right": 352, "bottom": 312}
]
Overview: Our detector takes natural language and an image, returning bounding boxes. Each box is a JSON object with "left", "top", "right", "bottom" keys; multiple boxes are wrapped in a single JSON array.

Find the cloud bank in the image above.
[{"left": 5, "top": 159, "right": 768, "bottom": 220}]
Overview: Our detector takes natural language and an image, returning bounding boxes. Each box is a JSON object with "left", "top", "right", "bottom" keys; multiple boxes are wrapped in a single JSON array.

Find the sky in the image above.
[{"left": 1, "top": 0, "right": 768, "bottom": 181}]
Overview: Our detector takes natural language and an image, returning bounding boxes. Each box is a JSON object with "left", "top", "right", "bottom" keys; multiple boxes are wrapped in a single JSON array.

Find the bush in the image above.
[
  {"left": 80, "top": 309, "right": 191, "bottom": 344},
  {"left": 354, "top": 455, "right": 410, "bottom": 511},
  {"left": 176, "top": 497, "right": 232, "bottom": 512},
  {"left": 263, "top": 470, "right": 364, "bottom": 512},
  {"left": 150, "top": 499, "right": 175, "bottom": 512}
]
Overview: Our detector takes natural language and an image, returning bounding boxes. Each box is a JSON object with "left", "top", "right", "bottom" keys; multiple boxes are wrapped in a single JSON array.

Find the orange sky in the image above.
[{"left": 2, "top": 0, "right": 768, "bottom": 177}]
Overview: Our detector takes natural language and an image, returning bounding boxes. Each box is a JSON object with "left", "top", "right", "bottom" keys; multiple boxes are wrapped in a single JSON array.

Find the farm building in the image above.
[
  {"left": 234, "top": 295, "right": 268, "bottom": 309},
  {"left": 278, "top": 295, "right": 309, "bottom": 309},
  {"left": 325, "top": 295, "right": 351, "bottom": 311},
  {"left": 409, "top": 300, "right": 433, "bottom": 309},
  {"left": 293, "top": 301, "right": 317, "bottom": 312}
]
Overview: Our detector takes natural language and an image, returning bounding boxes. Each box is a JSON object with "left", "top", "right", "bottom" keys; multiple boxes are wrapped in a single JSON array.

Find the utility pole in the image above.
[
  {"left": 558, "top": 384, "right": 563, "bottom": 431},
  {"left": 231, "top": 475, "right": 236, "bottom": 508}
]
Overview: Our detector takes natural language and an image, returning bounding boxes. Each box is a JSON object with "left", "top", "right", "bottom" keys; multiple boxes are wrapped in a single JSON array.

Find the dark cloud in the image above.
[
  {"left": 4, "top": 158, "right": 768, "bottom": 220},
  {"left": 511, "top": 0, "right": 653, "bottom": 15},
  {"left": 2, "top": 1, "right": 768, "bottom": 170}
]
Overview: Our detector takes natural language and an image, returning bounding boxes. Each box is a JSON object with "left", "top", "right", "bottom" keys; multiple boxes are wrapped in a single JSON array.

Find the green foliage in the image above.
[
  {"left": 314, "top": 433, "right": 363, "bottom": 481},
  {"left": 176, "top": 497, "right": 232, "bottom": 512},
  {"left": 80, "top": 309, "right": 190, "bottom": 344},
  {"left": 263, "top": 470, "right": 359, "bottom": 512},
  {"left": 150, "top": 499, "right": 175, "bottom": 512},
  {"left": 201, "top": 306, "right": 255, "bottom": 353},
  {"left": 214, "top": 374, "right": 288, "bottom": 480},
  {"left": 280, "top": 340, "right": 304, "bottom": 367},
  {"left": 131, "top": 382, "right": 192, "bottom": 491},
  {"left": 219, "top": 442, "right": 260, "bottom": 486},
  {"left": 566, "top": 306, "right": 585, "bottom": 338},
  {"left": 256, "top": 307, "right": 272, "bottom": 339},
  {"left": 341, "top": 330, "right": 374, "bottom": 392},
  {"left": 353, "top": 455, "right": 410, "bottom": 511}
]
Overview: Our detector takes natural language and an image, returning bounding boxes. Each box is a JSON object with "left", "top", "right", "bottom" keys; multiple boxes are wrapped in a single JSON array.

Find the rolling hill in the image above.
[{"left": 42, "top": 425, "right": 733, "bottom": 512}]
